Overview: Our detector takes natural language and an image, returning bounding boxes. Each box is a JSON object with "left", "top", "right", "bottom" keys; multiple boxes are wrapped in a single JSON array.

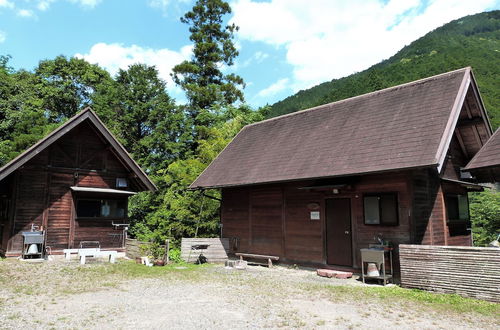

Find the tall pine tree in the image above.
[{"left": 171, "top": 0, "right": 244, "bottom": 130}]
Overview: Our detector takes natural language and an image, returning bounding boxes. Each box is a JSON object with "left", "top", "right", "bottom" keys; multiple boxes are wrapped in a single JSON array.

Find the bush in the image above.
[
  {"left": 168, "top": 248, "right": 183, "bottom": 263},
  {"left": 469, "top": 189, "right": 500, "bottom": 246}
]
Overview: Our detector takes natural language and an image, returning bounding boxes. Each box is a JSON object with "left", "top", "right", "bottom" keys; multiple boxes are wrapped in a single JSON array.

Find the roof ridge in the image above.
[{"left": 246, "top": 67, "right": 471, "bottom": 128}]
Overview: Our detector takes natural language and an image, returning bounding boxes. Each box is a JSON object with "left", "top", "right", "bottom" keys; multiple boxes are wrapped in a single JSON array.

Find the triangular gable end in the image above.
[
  {"left": 435, "top": 68, "right": 493, "bottom": 175},
  {"left": 0, "top": 108, "right": 157, "bottom": 191}
]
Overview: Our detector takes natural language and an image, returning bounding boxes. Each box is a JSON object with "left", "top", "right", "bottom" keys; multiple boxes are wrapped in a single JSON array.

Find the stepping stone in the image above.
[{"left": 317, "top": 268, "right": 353, "bottom": 279}]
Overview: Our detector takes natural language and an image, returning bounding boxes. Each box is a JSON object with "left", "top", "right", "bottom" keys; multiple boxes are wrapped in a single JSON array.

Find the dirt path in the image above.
[{"left": 0, "top": 260, "right": 498, "bottom": 329}]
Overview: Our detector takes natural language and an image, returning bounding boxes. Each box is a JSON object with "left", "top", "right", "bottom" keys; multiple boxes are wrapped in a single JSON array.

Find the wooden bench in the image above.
[
  {"left": 235, "top": 253, "right": 279, "bottom": 268},
  {"left": 78, "top": 249, "right": 117, "bottom": 265}
]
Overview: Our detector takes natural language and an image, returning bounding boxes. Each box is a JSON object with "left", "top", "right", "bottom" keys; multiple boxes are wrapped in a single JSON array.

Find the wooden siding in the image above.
[
  {"left": 400, "top": 245, "right": 499, "bottom": 302},
  {"left": 5, "top": 121, "right": 138, "bottom": 255},
  {"left": 411, "top": 169, "right": 471, "bottom": 248},
  {"left": 181, "top": 238, "right": 229, "bottom": 263},
  {"left": 221, "top": 171, "right": 415, "bottom": 269},
  {"left": 283, "top": 186, "right": 323, "bottom": 263}
]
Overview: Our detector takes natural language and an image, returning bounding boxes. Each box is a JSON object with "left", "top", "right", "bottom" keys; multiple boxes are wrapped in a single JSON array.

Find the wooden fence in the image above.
[
  {"left": 399, "top": 244, "right": 500, "bottom": 302},
  {"left": 181, "top": 238, "right": 229, "bottom": 263},
  {"left": 125, "top": 238, "right": 148, "bottom": 259}
]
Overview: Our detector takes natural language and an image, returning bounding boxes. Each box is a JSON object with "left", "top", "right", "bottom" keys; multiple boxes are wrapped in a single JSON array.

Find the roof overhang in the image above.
[
  {"left": 440, "top": 178, "right": 485, "bottom": 191},
  {"left": 190, "top": 163, "right": 437, "bottom": 190},
  {"left": 70, "top": 186, "right": 137, "bottom": 195}
]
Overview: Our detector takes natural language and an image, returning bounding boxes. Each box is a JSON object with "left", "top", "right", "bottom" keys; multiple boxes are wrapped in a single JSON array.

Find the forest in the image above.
[{"left": 0, "top": 2, "right": 498, "bottom": 247}]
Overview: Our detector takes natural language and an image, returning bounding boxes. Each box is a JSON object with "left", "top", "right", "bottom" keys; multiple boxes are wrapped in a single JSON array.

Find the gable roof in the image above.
[
  {"left": 0, "top": 108, "right": 157, "bottom": 192},
  {"left": 465, "top": 128, "right": 500, "bottom": 170},
  {"left": 191, "top": 67, "right": 484, "bottom": 189}
]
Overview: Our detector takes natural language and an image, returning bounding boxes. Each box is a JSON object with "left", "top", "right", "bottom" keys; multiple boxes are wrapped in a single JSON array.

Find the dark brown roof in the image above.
[
  {"left": 465, "top": 128, "right": 500, "bottom": 170},
  {"left": 191, "top": 68, "right": 475, "bottom": 189},
  {"left": 0, "top": 108, "right": 157, "bottom": 191}
]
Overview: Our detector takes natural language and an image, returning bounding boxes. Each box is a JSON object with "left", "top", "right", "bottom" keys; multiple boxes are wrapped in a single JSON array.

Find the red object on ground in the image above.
[{"left": 317, "top": 269, "right": 353, "bottom": 279}]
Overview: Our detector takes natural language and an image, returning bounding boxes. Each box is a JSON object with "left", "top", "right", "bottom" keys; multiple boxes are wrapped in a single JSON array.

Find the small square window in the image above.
[
  {"left": 445, "top": 194, "right": 469, "bottom": 222},
  {"left": 364, "top": 193, "right": 398, "bottom": 225},
  {"left": 116, "top": 178, "right": 128, "bottom": 188}
]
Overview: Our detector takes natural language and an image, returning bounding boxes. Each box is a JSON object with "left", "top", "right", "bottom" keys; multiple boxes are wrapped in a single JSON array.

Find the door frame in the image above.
[{"left": 324, "top": 197, "right": 354, "bottom": 267}]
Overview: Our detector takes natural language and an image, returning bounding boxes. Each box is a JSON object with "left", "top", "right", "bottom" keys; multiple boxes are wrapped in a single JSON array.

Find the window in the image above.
[
  {"left": 445, "top": 194, "right": 469, "bottom": 222},
  {"left": 76, "top": 199, "right": 127, "bottom": 218},
  {"left": 116, "top": 178, "right": 128, "bottom": 188},
  {"left": 364, "top": 193, "right": 398, "bottom": 225}
]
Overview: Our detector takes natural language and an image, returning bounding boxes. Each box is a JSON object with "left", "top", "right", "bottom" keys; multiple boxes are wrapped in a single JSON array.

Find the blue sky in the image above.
[{"left": 1, "top": 0, "right": 499, "bottom": 107}]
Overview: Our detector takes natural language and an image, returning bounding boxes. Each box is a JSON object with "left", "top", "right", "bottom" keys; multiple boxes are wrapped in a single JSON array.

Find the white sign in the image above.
[{"left": 310, "top": 211, "right": 320, "bottom": 220}]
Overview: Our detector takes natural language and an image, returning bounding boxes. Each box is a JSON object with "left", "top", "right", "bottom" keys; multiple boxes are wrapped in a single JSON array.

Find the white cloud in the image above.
[
  {"left": 231, "top": 0, "right": 499, "bottom": 91},
  {"left": 0, "top": 30, "right": 6, "bottom": 43},
  {"left": 37, "top": 0, "right": 55, "bottom": 11},
  {"left": 69, "top": 0, "right": 102, "bottom": 8},
  {"left": 17, "top": 9, "right": 34, "bottom": 17},
  {"left": 75, "top": 42, "right": 192, "bottom": 96},
  {"left": 257, "top": 78, "right": 289, "bottom": 98},
  {"left": 0, "top": 0, "right": 14, "bottom": 9},
  {"left": 148, "top": 0, "right": 190, "bottom": 14}
]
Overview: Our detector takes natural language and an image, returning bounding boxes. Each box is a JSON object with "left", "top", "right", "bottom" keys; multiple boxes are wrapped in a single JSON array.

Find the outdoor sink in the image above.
[{"left": 21, "top": 231, "right": 44, "bottom": 244}]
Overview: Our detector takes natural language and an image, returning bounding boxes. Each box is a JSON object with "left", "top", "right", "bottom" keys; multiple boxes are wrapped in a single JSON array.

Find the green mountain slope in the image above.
[{"left": 269, "top": 11, "right": 500, "bottom": 129}]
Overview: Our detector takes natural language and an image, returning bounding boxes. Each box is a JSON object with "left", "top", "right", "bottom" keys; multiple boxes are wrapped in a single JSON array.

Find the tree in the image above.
[
  {"left": 0, "top": 56, "right": 53, "bottom": 166},
  {"left": 171, "top": 0, "right": 244, "bottom": 130},
  {"left": 130, "top": 105, "right": 267, "bottom": 245},
  {"left": 114, "top": 64, "right": 190, "bottom": 172},
  {"left": 36, "top": 56, "right": 114, "bottom": 122}
]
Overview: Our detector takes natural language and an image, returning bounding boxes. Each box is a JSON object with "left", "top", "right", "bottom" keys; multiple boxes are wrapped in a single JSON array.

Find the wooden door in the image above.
[{"left": 326, "top": 198, "right": 352, "bottom": 266}]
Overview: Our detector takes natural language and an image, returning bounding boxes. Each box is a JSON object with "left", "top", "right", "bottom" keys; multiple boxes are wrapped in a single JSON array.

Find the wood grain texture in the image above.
[
  {"left": 181, "top": 238, "right": 230, "bottom": 263},
  {"left": 400, "top": 244, "right": 500, "bottom": 302}
]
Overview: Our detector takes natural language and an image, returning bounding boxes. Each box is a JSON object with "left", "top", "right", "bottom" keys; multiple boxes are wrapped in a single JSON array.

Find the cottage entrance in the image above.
[{"left": 326, "top": 198, "right": 352, "bottom": 266}]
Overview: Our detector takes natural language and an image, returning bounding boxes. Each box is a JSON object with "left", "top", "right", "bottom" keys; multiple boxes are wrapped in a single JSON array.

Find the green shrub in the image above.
[
  {"left": 168, "top": 248, "right": 184, "bottom": 263},
  {"left": 469, "top": 189, "right": 500, "bottom": 246}
]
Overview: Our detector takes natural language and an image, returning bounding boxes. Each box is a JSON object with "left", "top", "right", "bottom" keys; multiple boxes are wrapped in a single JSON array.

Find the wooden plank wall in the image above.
[
  {"left": 125, "top": 238, "right": 148, "bottom": 259},
  {"left": 181, "top": 238, "right": 229, "bottom": 263},
  {"left": 222, "top": 172, "right": 414, "bottom": 269},
  {"left": 400, "top": 244, "right": 500, "bottom": 302}
]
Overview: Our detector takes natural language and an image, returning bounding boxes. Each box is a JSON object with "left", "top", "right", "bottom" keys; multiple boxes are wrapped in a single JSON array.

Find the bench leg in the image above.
[
  {"left": 268, "top": 258, "right": 273, "bottom": 268},
  {"left": 80, "top": 255, "right": 86, "bottom": 265},
  {"left": 109, "top": 254, "right": 116, "bottom": 264},
  {"left": 240, "top": 255, "right": 243, "bottom": 261},
  {"left": 65, "top": 252, "right": 71, "bottom": 260}
]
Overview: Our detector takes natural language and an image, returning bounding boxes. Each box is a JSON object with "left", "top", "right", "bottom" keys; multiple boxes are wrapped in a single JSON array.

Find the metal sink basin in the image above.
[{"left": 22, "top": 231, "right": 44, "bottom": 244}]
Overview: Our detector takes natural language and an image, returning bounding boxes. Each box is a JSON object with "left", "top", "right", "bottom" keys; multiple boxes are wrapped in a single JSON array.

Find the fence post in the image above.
[{"left": 165, "top": 239, "right": 170, "bottom": 264}]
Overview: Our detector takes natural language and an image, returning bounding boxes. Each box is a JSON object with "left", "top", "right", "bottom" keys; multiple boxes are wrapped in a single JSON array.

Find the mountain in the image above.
[{"left": 269, "top": 11, "right": 500, "bottom": 129}]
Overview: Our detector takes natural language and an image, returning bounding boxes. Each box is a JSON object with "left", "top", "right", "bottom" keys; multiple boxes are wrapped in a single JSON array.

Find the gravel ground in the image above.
[{"left": 0, "top": 258, "right": 498, "bottom": 329}]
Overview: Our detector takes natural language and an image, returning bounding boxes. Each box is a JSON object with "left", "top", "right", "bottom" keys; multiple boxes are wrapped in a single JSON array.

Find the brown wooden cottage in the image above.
[
  {"left": 190, "top": 67, "right": 496, "bottom": 271},
  {"left": 0, "top": 108, "right": 156, "bottom": 256}
]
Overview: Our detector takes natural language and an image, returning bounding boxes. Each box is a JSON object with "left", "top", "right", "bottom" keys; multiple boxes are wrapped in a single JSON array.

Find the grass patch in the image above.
[{"left": 317, "top": 284, "right": 499, "bottom": 317}]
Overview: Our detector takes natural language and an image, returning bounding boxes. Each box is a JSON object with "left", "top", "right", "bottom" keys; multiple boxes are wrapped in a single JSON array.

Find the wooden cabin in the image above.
[
  {"left": 190, "top": 68, "right": 496, "bottom": 271},
  {"left": 0, "top": 108, "right": 156, "bottom": 256}
]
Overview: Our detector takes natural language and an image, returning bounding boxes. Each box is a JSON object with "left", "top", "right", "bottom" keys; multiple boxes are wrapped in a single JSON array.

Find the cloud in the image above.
[
  {"left": 0, "top": 0, "right": 14, "bottom": 9},
  {"left": 231, "top": 0, "right": 499, "bottom": 91},
  {"left": 69, "top": 0, "right": 102, "bottom": 8},
  {"left": 0, "top": 30, "right": 6, "bottom": 43},
  {"left": 37, "top": 0, "right": 55, "bottom": 11},
  {"left": 257, "top": 78, "right": 289, "bottom": 98},
  {"left": 75, "top": 42, "right": 192, "bottom": 95},
  {"left": 148, "top": 0, "right": 190, "bottom": 14},
  {"left": 17, "top": 9, "right": 35, "bottom": 17}
]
